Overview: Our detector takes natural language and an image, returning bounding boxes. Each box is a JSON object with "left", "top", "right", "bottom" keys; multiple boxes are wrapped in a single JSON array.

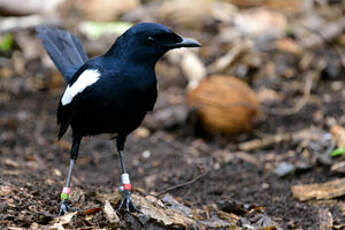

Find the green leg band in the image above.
[{"left": 61, "top": 193, "right": 69, "bottom": 200}]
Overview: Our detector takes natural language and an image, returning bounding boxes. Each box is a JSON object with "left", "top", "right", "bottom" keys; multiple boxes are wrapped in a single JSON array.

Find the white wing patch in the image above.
[{"left": 61, "top": 69, "right": 101, "bottom": 106}]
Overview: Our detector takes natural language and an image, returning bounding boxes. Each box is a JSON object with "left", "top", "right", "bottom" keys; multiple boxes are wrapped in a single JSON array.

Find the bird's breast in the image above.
[{"left": 95, "top": 75, "right": 157, "bottom": 111}]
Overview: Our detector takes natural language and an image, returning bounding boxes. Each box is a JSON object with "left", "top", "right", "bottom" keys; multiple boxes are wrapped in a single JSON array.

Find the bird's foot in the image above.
[
  {"left": 117, "top": 189, "right": 141, "bottom": 213},
  {"left": 59, "top": 199, "right": 77, "bottom": 216}
]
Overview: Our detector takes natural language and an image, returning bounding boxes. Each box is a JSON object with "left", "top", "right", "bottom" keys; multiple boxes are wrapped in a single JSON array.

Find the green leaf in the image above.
[
  {"left": 331, "top": 147, "right": 345, "bottom": 157},
  {"left": 0, "top": 34, "right": 13, "bottom": 53}
]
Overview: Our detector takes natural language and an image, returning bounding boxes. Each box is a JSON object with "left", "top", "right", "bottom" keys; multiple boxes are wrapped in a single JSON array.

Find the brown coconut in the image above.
[{"left": 187, "top": 75, "right": 260, "bottom": 135}]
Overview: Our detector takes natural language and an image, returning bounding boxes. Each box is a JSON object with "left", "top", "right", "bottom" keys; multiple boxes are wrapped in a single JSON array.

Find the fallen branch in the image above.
[{"left": 156, "top": 170, "right": 209, "bottom": 197}]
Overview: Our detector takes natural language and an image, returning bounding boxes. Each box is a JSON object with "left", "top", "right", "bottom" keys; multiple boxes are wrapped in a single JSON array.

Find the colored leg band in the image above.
[
  {"left": 61, "top": 187, "right": 71, "bottom": 200},
  {"left": 121, "top": 173, "right": 130, "bottom": 185},
  {"left": 62, "top": 187, "right": 71, "bottom": 194},
  {"left": 119, "top": 184, "right": 132, "bottom": 191},
  {"left": 123, "top": 184, "right": 131, "bottom": 191},
  {"left": 119, "top": 173, "right": 131, "bottom": 191}
]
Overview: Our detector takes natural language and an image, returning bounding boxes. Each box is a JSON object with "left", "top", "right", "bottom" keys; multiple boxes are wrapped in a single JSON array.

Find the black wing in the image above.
[{"left": 57, "top": 64, "right": 90, "bottom": 139}]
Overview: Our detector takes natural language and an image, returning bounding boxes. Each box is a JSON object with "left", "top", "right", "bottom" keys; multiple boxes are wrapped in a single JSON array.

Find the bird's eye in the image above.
[{"left": 146, "top": 36, "right": 157, "bottom": 45}]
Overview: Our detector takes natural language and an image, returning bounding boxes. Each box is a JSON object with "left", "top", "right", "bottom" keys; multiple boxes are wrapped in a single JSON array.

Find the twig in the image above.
[
  {"left": 208, "top": 41, "right": 251, "bottom": 73},
  {"left": 156, "top": 170, "right": 209, "bottom": 197},
  {"left": 238, "top": 133, "right": 291, "bottom": 151},
  {"left": 263, "top": 73, "right": 313, "bottom": 116},
  {"left": 238, "top": 127, "right": 324, "bottom": 151}
]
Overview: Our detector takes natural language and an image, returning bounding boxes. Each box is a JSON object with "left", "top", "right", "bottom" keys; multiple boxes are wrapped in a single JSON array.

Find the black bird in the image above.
[{"left": 37, "top": 22, "right": 200, "bottom": 215}]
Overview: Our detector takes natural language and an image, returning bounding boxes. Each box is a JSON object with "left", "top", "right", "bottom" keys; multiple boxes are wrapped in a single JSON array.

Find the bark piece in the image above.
[{"left": 292, "top": 178, "right": 345, "bottom": 201}]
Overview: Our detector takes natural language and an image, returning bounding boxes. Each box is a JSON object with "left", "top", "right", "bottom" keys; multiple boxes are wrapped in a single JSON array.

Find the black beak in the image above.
[
  {"left": 177, "top": 37, "right": 201, "bottom": 48},
  {"left": 165, "top": 37, "right": 201, "bottom": 49}
]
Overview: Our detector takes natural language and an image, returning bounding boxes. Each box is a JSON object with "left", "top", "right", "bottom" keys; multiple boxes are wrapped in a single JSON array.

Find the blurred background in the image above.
[{"left": 0, "top": 0, "right": 345, "bottom": 229}]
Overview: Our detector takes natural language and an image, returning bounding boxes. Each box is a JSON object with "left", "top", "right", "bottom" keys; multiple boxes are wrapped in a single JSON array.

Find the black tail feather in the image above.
[{"left": 36, "top": 26, "right": 88, "bottom": 83}]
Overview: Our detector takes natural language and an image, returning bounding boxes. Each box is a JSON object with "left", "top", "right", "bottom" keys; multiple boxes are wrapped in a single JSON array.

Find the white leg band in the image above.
[{"left": 121, "top": 173, "right": 130, "bottom": 184}]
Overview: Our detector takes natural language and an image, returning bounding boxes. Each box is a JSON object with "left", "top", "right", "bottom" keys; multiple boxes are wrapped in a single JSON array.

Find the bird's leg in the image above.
[
  {"left": 116, "top": 137, "right": 141, "bottom": 213},
  {"left": 59, "top": 136, "right": 81, "bottom": 216},
  {"left": 59, "top": 159, "right": 76, "bottom": 215}
]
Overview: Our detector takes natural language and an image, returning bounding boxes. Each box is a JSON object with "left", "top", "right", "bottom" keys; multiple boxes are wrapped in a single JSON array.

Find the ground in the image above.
[{"left": 1, "top": 72, "right": 345, "bottom": 229}]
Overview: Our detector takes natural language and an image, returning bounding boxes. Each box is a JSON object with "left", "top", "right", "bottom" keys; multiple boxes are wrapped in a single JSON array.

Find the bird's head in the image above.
[{"left": 106, "top": 22, "right": 201, "bottom": 65}]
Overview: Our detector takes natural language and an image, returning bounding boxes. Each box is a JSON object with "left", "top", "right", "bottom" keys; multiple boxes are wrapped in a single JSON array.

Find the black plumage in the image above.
[{"left": 37, "top": 22, "right": 200, "bottom": 215}]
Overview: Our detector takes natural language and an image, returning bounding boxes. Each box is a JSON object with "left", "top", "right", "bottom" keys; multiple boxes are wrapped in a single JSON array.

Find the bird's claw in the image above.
[
  {"left": 59, "top": 199, "right": 76, "bottom": 216},
  {"left": 117, "top": 190, "right": 141, "bottom": 213}
]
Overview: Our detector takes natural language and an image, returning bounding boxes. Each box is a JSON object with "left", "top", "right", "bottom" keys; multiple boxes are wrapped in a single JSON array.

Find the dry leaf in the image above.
[
  {"left": 318, "top": 208, "right": 333, "bottom": 230},
  {"left": 49, "top": 211, "right": 77, "bottom": 230},
  {"left": 331, "top": 125, "right": 345, "bottom": 148},
  {"left": 0, "top": 184, "right": 12, "bottom": 196},
  {"left": 80, "top": 207, "right": 102, "bottom": 216},
  {"left": 275, "top": 38, "right": 303, "bottom": 56},
  {"left": 199, "top": 216, "right": 237, "bottom": 229},
  {"left": 132, "top": 194, "right": 197, "bottom": 227},
  {"left": 104, "top": 200, "right": 120, "bottom": 224},
  {"left": 339, "top": 202, "right": 345, "bottom": 215},
  {"left": 217, "top": 210, "right": 240, "bottom": 223},
  {"left": 4, "top": 158, "right": 19, "bottom": 168},
  {"left": 331, "top": 161, "right": 345, "bottom": 174}
]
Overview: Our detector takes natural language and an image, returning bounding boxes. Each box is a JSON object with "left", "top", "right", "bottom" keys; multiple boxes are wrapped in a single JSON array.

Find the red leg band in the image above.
[{"left": 123, "top": 184, "right": 131, "bottom": 191}]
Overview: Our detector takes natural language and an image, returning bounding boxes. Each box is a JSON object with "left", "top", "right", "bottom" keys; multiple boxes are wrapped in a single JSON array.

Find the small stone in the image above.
[
  {"left": 330, "top": 81, "right": 343, "bottom": 91},
  {"left": 275, "top": 161, "right": 296, "bottom": 177},
  {"left": 142, "top": 150, "right": 151, "bottom": 158}
]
